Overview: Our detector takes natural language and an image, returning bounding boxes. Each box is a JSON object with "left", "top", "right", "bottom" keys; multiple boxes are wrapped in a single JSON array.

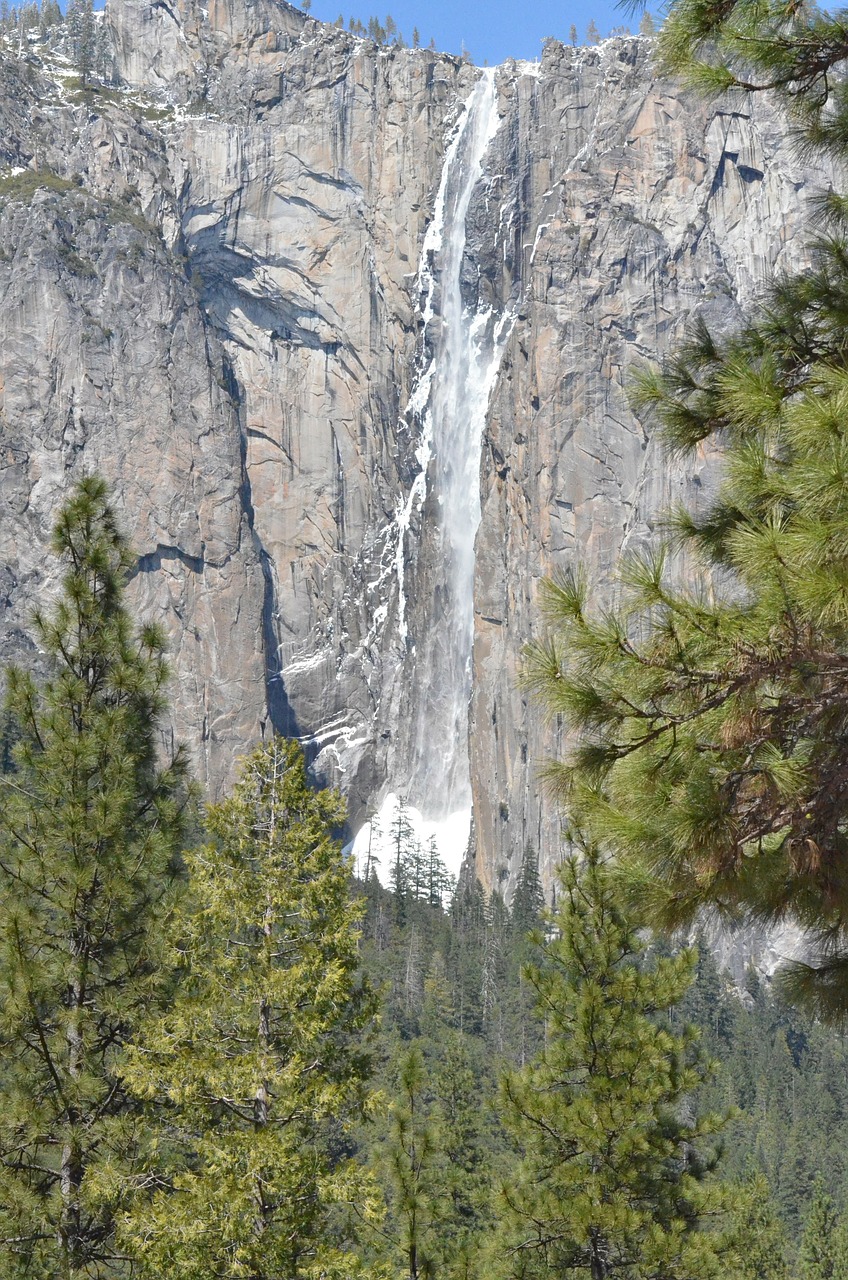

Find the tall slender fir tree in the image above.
[
  {"left": 727, "top": 1172, "right": 791, "bottom": 1280},
  {"left": 0, "top": 476, "right": 189, "bottom": 1277},
  {"left": 798, "top": 1176, "right": 845, "bottom": 1280},
  {"left": 380, "top": 1045, "right": 439, "bottom": 1280},
  {"left": 495, "top": 848, "right": 729, "bottom": 1280}
]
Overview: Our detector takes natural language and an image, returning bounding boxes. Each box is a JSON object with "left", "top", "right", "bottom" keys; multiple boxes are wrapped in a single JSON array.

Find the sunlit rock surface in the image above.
[{"left": 0, "top": 2, "right": 834, "bottom": 907}]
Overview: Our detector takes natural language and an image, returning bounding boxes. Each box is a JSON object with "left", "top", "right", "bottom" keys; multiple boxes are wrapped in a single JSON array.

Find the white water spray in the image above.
[{"left": 354, "top": 69, "right": 513, "bottom": 884}]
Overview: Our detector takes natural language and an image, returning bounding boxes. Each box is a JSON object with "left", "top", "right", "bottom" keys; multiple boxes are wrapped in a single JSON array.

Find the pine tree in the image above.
[
  {"left": 0, "top": 476, "right": 189, "bottom": 1277},
  {"left": 481, "top": 893, "right": 510, "bottom": 1040},
  {"left": 39, "top": 0, "right": 61, "bottom": 30},
  {"left": 586, "top": 18, "right": 600, "bottom": 43},
  {"left": 403, "top": 925, "right": 425, "bottom": 1018},
  {"left": 430, "top": 1030, "right": 496, "bottom": 1279},
  {"left": 728, "top": 1172, "right": 791, "bottom": 1280},
  {"left": 381, "top": 1045, "right": 439, "bottom": 1280},
  {"left": 94, "top": 18, "right": 112, "bottom": 83},
  {"left": 514, "top": 0, "right": 848, "bottom": 1038},
  {"left": 833, "top": 1221, "right": 848, "bottom": 1280},
  {"left": 368, "top": 14, "right": 386, "bottom": 43},
  {"left": 67, "top": 0, "right": 94, "bottom": 86},
  {"left": 569, "top": 22, "right": 577, "bottom": 44},
  {"left": 495, "top": 848, "right": 729, "bottom": 1280},
  {"left": 120, "top": 737, "right": 379, "bottom": 1279},
  {"left": 426, "top": 836, "right": 453, "bottom": 908},
  {"left": 524, "top": 199, "right": 848, "bottom": 1020},
  {"left": 410, "top": 834, "right": 428, "bottom": 903},
  {"left": 390, "top": 797, "right": 417, "bottom": 923},
  {"left": 654, "top": 0, "right": 848, "bottom": 156},
  {"left": 510, "top": 845, "right": 545, "bottom": 941},
  {"left": 361, "top": 810, "right": 383, "bottom": 884},
  {"left": 504, "top": 849, "right": 545, "bottom": 1070},
  {"left": 380, "top": 1028, "right": 497, "bottom": 1280},
  {"left": 799, "top": 1176, "right": 841, "bottom": 1280},
  {"left": 638, "top": 11, "right": 656, "bottom": 35},
  {"left": 447, "top": 878, "right": 489, "bottom": 1036},
  {"left": 678, "top": 937, "right": 734, "bottom": 1045},
  {"left": 421, "top": 950, "right": 455, "bottom": 1040}
]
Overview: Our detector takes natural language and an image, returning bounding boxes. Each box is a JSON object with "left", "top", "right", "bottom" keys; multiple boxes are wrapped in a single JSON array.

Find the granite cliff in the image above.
[{"left": 0, "top": 0, "right": 833, "bottom": 914}]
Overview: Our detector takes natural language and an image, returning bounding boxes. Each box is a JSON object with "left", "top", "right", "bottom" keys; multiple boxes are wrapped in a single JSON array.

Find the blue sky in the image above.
[{"left": 306, "top": 0, "right": 654, "bottom": 64}]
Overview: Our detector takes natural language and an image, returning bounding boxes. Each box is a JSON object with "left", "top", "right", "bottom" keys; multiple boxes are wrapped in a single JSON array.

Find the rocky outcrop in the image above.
[
  {"left": 0, "top": 6, "right": 474, "bottom": 800},
  {"left": 0, "top": 61, "right": 267, "bottom": 781},
  {"left": 470, "top": 43, "right": 833, "bottom": 891},
  {"left": 0, "top": 3, "right": 834, "bottom": 897}
]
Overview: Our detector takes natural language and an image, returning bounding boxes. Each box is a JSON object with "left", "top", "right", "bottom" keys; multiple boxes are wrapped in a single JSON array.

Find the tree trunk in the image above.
[
  {"left": 60, "top": 971, "right": 84, "bottom": 1278},
  {"left": 589, "top": 1227, "right": 608, "bottom": 1280}
]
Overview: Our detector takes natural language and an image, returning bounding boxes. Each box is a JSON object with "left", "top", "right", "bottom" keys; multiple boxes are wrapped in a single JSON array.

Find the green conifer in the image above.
[
  {"left": 510, "top": 845, "right": 545, "bottom": 940},
  {"left": 729, "top": 1172, "right": 791, "bottom": 1280},
  {"left": 368, "top": 14, "right": 386, "bottom": 42},
  {"left": 833, "top": 1219, "right": 848, "bottom": 1280},
  {"left": 381, "top": 1045, "right": 439, "bottom": 1280},
  {"left": 524, "top": 207, "right": 848, "bottom": 1019},
  {"left": 426, "top": 836, "right": 453, "bottom": 908},
  {"left": 430, "top": 1030, "right": 496, "bottom": 1279},
  {"left": 495, "top": 848, "right": 728, "bottom": 1280},
  {"left": 390, "top": 797, "right": 417, "bottom": 924},
  {"left": 447, "top": 878, "right": 488, "bottom": 1036},
  {"left": 120, "top": 737, "right": 379, "bottom": 1279},
  {"left": 0, "top": 476, "right": 188, "bottom": 1276},
  {"left": 800, "top": 1176, "right": 841, "bottom": 1280},
  {"left": 655, "top": 0, "right": 848, "bottom": 155},
  {"left": 67, "top": 0, "right": 94, "bottom": 86}
]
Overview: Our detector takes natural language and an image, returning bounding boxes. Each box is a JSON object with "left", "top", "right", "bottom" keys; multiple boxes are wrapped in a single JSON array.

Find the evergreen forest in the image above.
[{"left": 0, "top": 476, "right": 847, "bottom": 1278}]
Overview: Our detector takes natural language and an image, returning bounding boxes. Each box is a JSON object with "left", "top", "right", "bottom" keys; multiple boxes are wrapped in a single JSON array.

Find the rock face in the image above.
[
  {"left": 0, "top": 2, "right": 833, "bottom": 896},
  {"left": 468, "top": 47, "right": 831, "bottom": 892}
]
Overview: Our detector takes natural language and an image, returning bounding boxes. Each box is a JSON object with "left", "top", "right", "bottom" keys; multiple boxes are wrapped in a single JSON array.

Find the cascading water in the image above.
[
  {"left": 353, "top": 68, "right": 513, "bottom": 883},
  {"left": 409, "top": 67, "right": 510, "bottom": 821}
]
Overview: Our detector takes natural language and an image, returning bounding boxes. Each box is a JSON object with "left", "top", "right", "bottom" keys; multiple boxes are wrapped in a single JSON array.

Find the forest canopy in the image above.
[{"left": 1, "top": 480, "right": 842, "bottom": 1279}]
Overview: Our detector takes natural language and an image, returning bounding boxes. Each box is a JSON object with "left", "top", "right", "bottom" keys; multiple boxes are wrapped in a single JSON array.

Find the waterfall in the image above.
[
  {"left": 409, "top": 66, "right": 508, "bottom": 822},
  {"left": 353, "top": 69, "right": 511, "bottom": 884}
]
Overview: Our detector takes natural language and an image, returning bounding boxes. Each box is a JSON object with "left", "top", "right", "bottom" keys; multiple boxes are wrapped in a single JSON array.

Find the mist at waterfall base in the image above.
[
  {"left": 350, "top": 796, "right": 470, "bottom": 890},
  {"left": 308, "top": 0, "right": 653, "bottom": 66}
]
